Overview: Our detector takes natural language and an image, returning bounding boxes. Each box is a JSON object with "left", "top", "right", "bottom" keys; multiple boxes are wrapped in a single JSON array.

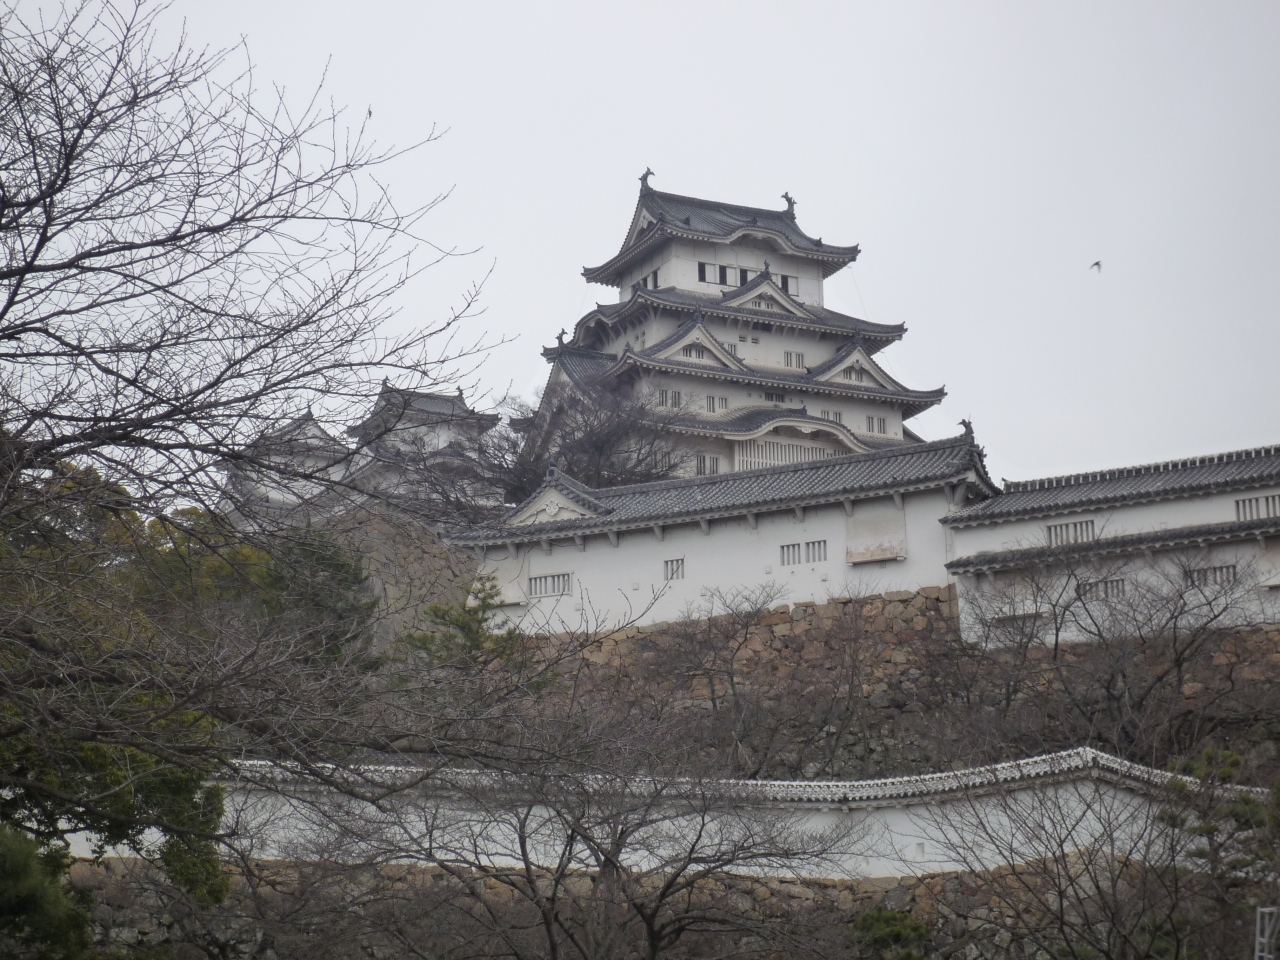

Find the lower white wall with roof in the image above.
[
  {"left": 476, "top": 488, "right": 956, "bottom": 630},
  {"left": 218, "top": 751, "right": 1211, "bottom": 881}
]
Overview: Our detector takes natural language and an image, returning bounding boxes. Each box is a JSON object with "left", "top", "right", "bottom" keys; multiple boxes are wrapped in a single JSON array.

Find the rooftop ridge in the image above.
[
  {"left": 646, "top": 188, "right": 793, "bottom": 220},
  {"left": 580, "top": 432, "right": 973, "bottom": 500},
  {"left": 1002, "top": 444, "right": 1280, "bottom": 494}
]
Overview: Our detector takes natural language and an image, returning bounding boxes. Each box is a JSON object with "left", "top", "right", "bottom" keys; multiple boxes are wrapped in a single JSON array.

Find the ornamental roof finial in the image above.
[
  {"left": 782, "top": 191, "right": 796, "bottom": 219},
  {"left": 960, "top": 418, "right": 974, "bottom": 438},
  {"left": 639, "top": 167, "right": 655, "bottom": 192}
]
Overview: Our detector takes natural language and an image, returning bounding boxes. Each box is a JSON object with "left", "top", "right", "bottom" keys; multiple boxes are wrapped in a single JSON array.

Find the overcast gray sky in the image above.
[{"left": 171, "top": 0, "right": 1280, "bottom": 484}]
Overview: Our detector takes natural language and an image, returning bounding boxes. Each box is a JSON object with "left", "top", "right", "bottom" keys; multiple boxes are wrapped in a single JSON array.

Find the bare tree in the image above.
[
  {"left": 481, "top": 388, "right": 695, "bottom": 504},
  {"left": 0, "top": 0, "right": 513, "bottom": 899},
  {"left": 918, "top": 750, "right": 1278, "bottom": 960},
  {"left": 928, "top": 549, "right": 1279, "bottom": 774}
]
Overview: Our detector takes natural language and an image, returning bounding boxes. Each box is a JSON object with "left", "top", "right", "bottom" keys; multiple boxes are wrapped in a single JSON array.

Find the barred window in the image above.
[
  {"left": 764, "top": 391, "right": 786, "bottom": 403},
  {"left": 695, "top": 455, "right": 720, "bottom": 476},
  {"left": 1187, "top": 565, "right": 1237, "bottom": 588},
  {"left": 820, "top": 410, "right": 843, "bottom": 423},
  {"left": 658, "top": 389, "right": 669, "bottom": 407},
  {"left": 682, "top": 344, "right": 706, "bottom": 359},
  {"left": 784, "top": 351, "right": 805, "bottom": 369},
  {"left": 1079, "top": 578, "right": 1125, "bottom": 601},
  {"left": 842, "top": 366, "right": 866, "bottom": 382},
  {"left": 1236, "top": 494, "right": 1280, "bottom": 521},
  {"left": 1046, "top": 519, "right": 1095, "bottom": 546},
  {"left": 780, "top": 543, "right": 801, "bottom": 566},
  {"left": 664, "top": 558, "right": 685, "bottom": 581},
  {"left": 865, "top": 415, "right": 886, "bottom": 434},
  {"left": 805, "top": 539, "right": 828, "bottom": 562},
  {"left": 528, "top": 574, "right": 571, "bottom": 598}
]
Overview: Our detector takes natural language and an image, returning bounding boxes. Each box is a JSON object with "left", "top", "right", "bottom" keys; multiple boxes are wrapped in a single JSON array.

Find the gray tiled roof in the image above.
[
  {"left": 583, "top": 188, "right": 860, "bottom": 284},
  {"left": 946, "top": 443, "right": 1280, "bottom": 525},
  {"left": 548, "top": 344, "right": 945, "bottom": 417},
  {"left": 579, "top": 286, "right": 904, "bottom": 343},
  {"left": 947, "top": 516, "right": 1280, "bottom": 574},
  {"left": 449, "top": 434, "right": 993, "bottom": 543}
]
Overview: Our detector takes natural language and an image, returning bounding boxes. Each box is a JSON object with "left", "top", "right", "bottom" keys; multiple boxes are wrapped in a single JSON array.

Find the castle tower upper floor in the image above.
[{"left": 582, "top": 174, "right": 860, "bottom": 308}]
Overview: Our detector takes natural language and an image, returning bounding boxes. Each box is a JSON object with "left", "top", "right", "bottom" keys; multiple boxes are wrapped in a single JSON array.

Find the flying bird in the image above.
[{"left": 1090, "top": 261, "right": 1102, "bottom": 272}]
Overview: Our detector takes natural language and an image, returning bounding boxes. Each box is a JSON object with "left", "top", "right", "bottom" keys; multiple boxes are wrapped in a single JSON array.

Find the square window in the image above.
[
  {"left": 664, "top": 558, "right": 685, "bottom": 581},
  {"left": 780, "top": 543, "right": 801, "bottom": 566}
]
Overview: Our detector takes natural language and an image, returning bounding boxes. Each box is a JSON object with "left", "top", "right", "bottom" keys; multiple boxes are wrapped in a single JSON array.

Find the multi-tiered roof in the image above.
[{"left": 536, "top": 176, "right": 947, "bottom": 467}]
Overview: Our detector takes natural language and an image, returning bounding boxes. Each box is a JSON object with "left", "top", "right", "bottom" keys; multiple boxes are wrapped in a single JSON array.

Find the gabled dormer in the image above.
[
  {"left": 647, "top": 312, "right": 749, "bottom": 372},
  {"left": 719, "top": 270, "right": 813, "bottom": 319},
  {"left": 810, "top": 341, "right": 908, "bottom": 392},
  {"left": 508, "top": 467, "right": 613, "bottom": 527}
]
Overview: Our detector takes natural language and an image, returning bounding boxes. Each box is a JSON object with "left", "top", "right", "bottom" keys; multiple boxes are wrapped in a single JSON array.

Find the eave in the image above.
[
  {"left": 946, "top": 516, "right": 1280, "bottom": 574},
  {"left": 582, "top": 222, "right": 860, "bottom": 286}
]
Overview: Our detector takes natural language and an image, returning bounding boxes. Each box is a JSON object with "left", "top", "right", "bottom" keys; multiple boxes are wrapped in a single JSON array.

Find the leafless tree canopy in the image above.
[{"left": 0, "top": 0, "right": 481, "bottom": 521}]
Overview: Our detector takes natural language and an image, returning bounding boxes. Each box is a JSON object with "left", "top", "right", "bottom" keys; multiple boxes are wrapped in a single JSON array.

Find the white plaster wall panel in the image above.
[{"left": 479, "top": 489, "right": 956, "bottom": 631}]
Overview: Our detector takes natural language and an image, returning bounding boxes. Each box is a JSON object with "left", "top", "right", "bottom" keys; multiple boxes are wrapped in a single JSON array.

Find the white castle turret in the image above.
[{"left": 531, "top": 172, "right": 945, "bottom": 474}]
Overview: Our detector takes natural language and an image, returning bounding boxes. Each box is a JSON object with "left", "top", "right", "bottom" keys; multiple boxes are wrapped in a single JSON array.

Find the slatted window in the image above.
[
  {"left": 695, "top": 455, "right": 719, "bottom": 476},
  {"left": 784, "top": 351, "right": 805, "bottom": 369},
  {"left": 528, "top": 574, "right": 571, "bottom": 598},
  {"left": 764, "top": 391, "right": 786, "bottom": 403},
  {"left": 865, "top": 415, "right": 886, "bottom": 434},
  {"left": 682, "top": 344, "right": 706, "bottom": 359},
  {"left": 1187, "top": 565, "right": 1237, "bottom": 588},
  {"left": 735, "top": 439, "right": 838, "bottom": 470},
  {"left": 820, "top": 410, "right": 843, "bottom": 423},
  {"left": 843, "top": 366, "right": 866, "bottom": 382},
  {"left": 1046, "top": 519, "right": 1095, "bottom": 546},
  {"left": 805, "top": 540, "right": 828, "bottom": 562},
  {"left": 780, "top": 543, "right": 801, "bottom": 566},
  {"left": 663, "top": 558, "right": 685, "bottom": 581},
  {"left": 1236, "top": 495, "right": 1280, "bottom": 521},
  {"left": 1079, "top": 578, "right": 1126, "bottom": 601},
  {"left": 658, "top": 389, "right": 669, "bottom": 407}
]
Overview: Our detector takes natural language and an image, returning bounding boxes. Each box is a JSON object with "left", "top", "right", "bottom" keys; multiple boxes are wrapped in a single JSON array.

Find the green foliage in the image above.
[
  {"left": 413, "top": 575, "right": 523, "bottom": 669},
  {"left": 0, "top": 826, "right": 89, "bottom": 959},
  {"left": 850, "top": 908, "right": 928, "bottom": 958},
  {"left": 0, "top": 472, "right": 373, "bottom": 906}
]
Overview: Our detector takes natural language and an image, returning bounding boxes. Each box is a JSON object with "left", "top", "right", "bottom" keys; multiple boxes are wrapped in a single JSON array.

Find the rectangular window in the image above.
[
  {"left": 664, "top": 558, "right": 685, "bottom": 581},
  {"left": 707, "top": 455, "right": 719, "bottom": 474},
  {"left": 804, "top": 539, "right": 828, "bottom": 562},
  {"left": 751, "top": 336, "right": 760, "bottom": 344},
  {"left": 682, "top": 344, "right": 705, "bottom": 359},
  {"left": 739, "top": 268, "right": 749, "bottom": 286},
  {"left": 780, "top": 543, "right": 801, "bottom": 566},
  {"left": 843, "top": 366, "right": 866, "bottom": 382},
  {"left": 725, "top": 343, "right": 737, "bottom": 356},
  {"left": 784, "top": 351, "right": 793, "bottom": 367},
  {"left": 1046, "top": 519, "right": 1096, "bottom": 546},
  {"left": 738, "top": 335, "right": 747, "bottom": 342},
  {"left": 877, "top": 416, "right": 886, "bottom": 433},
  {"left": 528, "top": 573, "right": 571, "bottom": 598},
  {"left": 1187, "top": 565, "right": 1237, "bottom": 588},
  {"left": 719, "top": 396, "right": 728, "bottom": 410},
  {"left": 718, "top": 264, "right": 729, "bottom": 285},
  {"left": 658, "top": 389, "right": 669, "bottom": 407},
  {"left": 1078, "top": 578, "right": 1125, "bottom": 601},
  {"left": 820, "top": 410, "right": 843, "bottom": 423},
  {"left": 706, "top": 395, "right": 716, "bottom": 413},
  {"left": 671, "top": 390, "right": 681, "bottom": 407},
  {"left": 1236, "top": 494, "right": 1280, "bottom": 521},
  {"left": 764, "top": 392, "right": 786, "bottom": 403},
  {"left": 698, "top": 262, "right": 707, "bottom": 283},
  {"left": 780, "top": 275, "right": 798, "bottom": 295},
  {"left": 865, "top": 415, "right": 887, "bottom": 434},
  {"left": 651, "top": 270, "right": 658, "bottom": 288},
  {"left": 783, "top": 351, "right": 805, "bottom": 368}
]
